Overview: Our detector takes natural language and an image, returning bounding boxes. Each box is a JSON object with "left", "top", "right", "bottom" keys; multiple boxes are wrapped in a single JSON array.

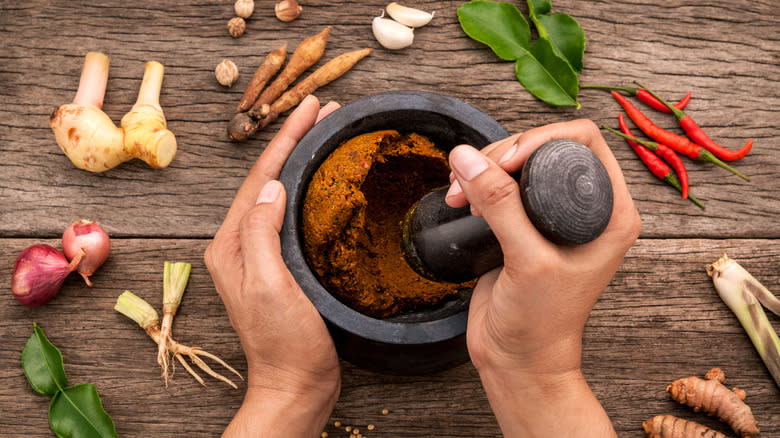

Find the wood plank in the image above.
[
  {"left": 1, "top": 238, "right": 778, "bottom": 436},
  {"left": 0, "top": 0, "right": 778, "bottom": 238}
]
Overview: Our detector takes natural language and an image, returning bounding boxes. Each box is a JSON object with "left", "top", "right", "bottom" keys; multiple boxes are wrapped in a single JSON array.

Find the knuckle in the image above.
[
  {"left": 573, "top": 118, "right": 599, "bottom": 134},
  {"left": 204, "top": 237, "right": 225, "bottom": 272},
  {"left": 478, "top": 177, "right": 519, "bottom": 207},
  {"left": 238, "top": 207, "right": 264, "bottom": 234}
]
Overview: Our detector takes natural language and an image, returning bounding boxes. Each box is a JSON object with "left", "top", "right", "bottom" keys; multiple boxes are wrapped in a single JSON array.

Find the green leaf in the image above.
[
  {"left": 457, "top": 0, "right": 581, "bottom": 107},
  {"left": 515, "top": 38, "right": 580, "bottom": 108},
  {"left": 532, "top": 12, "right": 586, "bottom": 73},
  {"left": 22, "top": 323, "right": 68, "bottom": 396},
  {"left": 49, "top": 384, "right": 118, "bottom": 438},
  {"left": 457, "top": 1, "right": 531, "bottom": 61},
  {"left": 527, "top": 0, "right": 552, "bottom": 15}
]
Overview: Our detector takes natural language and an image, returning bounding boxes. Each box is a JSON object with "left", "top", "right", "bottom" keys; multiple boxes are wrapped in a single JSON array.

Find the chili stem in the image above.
[{"left": 582, "top": 84, "right": 691, "bottom": 113}]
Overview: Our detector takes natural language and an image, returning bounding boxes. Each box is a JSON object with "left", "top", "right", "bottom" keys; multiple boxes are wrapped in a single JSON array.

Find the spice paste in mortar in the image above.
[{"left": 302, "top": 130, "right": 474, "bottom": 318}]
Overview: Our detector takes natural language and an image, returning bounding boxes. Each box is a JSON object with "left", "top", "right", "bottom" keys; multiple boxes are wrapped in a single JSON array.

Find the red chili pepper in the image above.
[
  {"left": 601, "top": 124, "right": 704, "bottom": 209},
  {"left": 634, "top": 82, "right": 752, "bottom": 161},
  {"left": 617, "top": 114, "right": 689, "bottom": 199},
  {"left": 610, "top": 91, "right": 750, "bottom": 181},
  {"left": 581, "top": 84, "right": 691, "bottom": 113}
]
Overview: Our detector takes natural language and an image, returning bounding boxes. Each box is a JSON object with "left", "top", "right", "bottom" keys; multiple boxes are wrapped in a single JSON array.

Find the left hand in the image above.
[{"left": 205, "top": 95, "right": 342, "bottom": 436}]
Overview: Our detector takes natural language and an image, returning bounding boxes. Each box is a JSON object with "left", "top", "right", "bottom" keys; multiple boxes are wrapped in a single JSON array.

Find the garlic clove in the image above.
[
  {"left": 385, "top": 2, "right": 434, "bottom": 28},
  {"left": 372, "top": 15, "right": 414, "bottom": 50}
]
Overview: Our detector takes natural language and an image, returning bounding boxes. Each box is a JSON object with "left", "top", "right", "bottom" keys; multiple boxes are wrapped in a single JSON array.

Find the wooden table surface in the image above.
[{"left": 1, "top": 1, "right": 779, "bottom": 436}]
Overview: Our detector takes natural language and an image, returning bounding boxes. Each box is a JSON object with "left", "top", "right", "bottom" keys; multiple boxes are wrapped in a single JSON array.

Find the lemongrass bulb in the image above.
[
  {"left": 386, "top": 2, "right": 434, "bottom": 28},
  {"left": 372, "top": 13, "right": 414, "bottom": 50}
]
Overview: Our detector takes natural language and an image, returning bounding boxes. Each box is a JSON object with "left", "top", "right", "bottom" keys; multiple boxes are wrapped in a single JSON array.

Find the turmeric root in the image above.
[
  {"left": 666, "top": 368, "right": 759, "bottom": 438},
  {"left": 257, "top": 48, "right": 373, "bottom": 129},
  {"left": 236, "top": 44, "right": 287, "bottom": 112},
  {"left": 249, "top": 26, "right": 331, "bottom": 116},
  {"left": 643, "top": 415, "right": 728, "bottom": 438}
]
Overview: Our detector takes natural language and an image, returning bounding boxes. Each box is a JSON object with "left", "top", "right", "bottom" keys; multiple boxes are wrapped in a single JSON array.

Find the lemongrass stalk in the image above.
[
  {"left": 707, "top": 254, "right": 780, "bottom": 389},
  {"left": 157, "top": 261, "right": 192, "bottom": 385},
  {"left": 115, "top": 290, "right": 159, "bottom": 329},
  {"left": 114, "top": 290, "right": 241, "bottom": 389}
]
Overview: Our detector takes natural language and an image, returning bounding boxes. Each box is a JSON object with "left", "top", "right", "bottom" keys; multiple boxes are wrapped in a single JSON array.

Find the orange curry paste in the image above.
[{"left": 302, "top": 130, "right": 474, "bottom": 318}]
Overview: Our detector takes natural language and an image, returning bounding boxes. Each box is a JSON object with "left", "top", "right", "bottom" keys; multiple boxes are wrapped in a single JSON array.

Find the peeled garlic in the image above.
[
  {"left": 386, "top": 2, "right": 434, "bottom": 28},
  {"left": 372, "top": 12, "right": 414, "bottom": 50}
]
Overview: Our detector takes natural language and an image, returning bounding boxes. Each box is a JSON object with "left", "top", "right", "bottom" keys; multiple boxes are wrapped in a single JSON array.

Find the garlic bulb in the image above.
[
  {"left": 385, "top": 2, "right": 434, "bottom": 28},
  {"left": 372, "top": 13, "right": 414, "bottom": 50}
]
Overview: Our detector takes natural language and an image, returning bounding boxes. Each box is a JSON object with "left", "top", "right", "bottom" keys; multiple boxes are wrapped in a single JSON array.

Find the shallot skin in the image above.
[
  {"left": 11, "top": 244, "right": 74, "bottom": 307},
  {"left": 62, "top": 219, "right": 110, "bottom": 286}
]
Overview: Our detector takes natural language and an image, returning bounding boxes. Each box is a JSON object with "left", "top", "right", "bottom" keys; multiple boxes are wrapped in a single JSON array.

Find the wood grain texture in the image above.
[
  {"left": 0, "top": 0, "right": 779, "bottom": 436},
  {"left": 0, "top": 0, "right": 778, "bottom": 238},
  {"left": 1, "top": 239, "right": 779, "bottom": 437}
]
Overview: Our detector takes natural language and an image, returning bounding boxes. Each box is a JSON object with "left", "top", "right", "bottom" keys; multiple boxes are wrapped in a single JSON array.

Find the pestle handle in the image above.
[{"left": 401, "top": 138, "right": 613, "bottom": 283}]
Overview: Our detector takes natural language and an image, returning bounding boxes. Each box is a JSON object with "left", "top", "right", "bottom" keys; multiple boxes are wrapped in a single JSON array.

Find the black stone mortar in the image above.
[{"left": 278, "top": 91, "right": 508, "bottom": 374}]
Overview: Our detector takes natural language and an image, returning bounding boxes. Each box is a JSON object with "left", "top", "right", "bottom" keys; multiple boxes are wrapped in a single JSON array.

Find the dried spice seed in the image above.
[{"left": 227, "top": 17, "right": 246, "bottom": 38}]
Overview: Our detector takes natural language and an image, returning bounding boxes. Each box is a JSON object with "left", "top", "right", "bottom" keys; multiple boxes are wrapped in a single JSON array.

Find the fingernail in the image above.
[
  {"left": 450, "top": 145, "right": 489, "bottom": 181},
  {"left": 256, "top": 180, "right": 282, "bottom": 204},
  {"left": 498, "top": 143, "right": 518, "bottom": 165},
  {"left": 445, "top": 180, "right": 462, "bottom": 200}
]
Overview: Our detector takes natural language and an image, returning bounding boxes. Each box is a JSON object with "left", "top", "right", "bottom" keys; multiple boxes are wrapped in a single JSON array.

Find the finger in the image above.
[
  {"left": 445, "top": 133, "right": 522, "bottom": 208},
  {"left": 239, "top": 180, "right": 296, "bottom": 294},
  {"left": 508, "top": 120, "right": 638, "bottom": 254},
  {"left": 218, "top": 95, "right": 322, "bottom": 237},
  {"left": 449, "top": 145, "right": 549, "bottom": 263},
  {"left": 316, "top": 101, "right": 341, "bottom": 123}
]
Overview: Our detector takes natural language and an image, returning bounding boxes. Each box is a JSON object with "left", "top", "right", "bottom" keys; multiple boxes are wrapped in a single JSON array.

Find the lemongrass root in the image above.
[
  {"left": 174, "top": 353, "right": 205, "bottom": 386},
  {"left": 157, "top": 261, "right": 192, "bottom": 386},
  {"left": 146, "top": 325, "right": 240, "bottom": 389},
  {"left": 115, "top": 290, "right": 241, "bottom": 388}
]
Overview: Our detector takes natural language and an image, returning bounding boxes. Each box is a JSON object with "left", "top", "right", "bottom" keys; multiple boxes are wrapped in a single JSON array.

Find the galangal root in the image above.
[
  {"left": 644, "top": 367, "right": 760, "bottom": 438},
  {"left": 50, "top": 52, "right": 177, "bottom": 172},
  {"left": 227, "top": 27, "right": 371, "bottom": 142}
]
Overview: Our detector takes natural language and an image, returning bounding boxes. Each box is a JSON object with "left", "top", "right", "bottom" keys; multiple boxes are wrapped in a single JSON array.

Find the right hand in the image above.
[{"left": 447, "top": 119, "right": 640, "bottom": 437}]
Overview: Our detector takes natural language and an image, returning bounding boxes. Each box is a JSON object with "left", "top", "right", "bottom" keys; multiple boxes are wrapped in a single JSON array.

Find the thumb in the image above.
[
  {"left": 239, "top": 180, "right": 291, "bottom": 287},
  {"left": 448, "top": 145, "right": 549, "bottom": 262}
]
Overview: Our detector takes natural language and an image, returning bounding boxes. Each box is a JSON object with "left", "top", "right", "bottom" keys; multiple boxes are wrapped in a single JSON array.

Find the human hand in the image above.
[
  {"left": 447, "top": 119, "right": 640, "bottom": 437},
  {"left": 205, "top": 95, "right": 342, "bottom": 437}
]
